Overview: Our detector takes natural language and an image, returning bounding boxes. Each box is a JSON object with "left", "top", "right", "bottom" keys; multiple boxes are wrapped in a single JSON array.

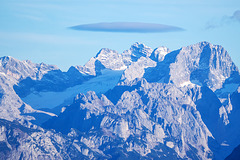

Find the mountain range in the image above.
[{"left": 0, "top": 42, "right": 239, "bottom": 160}]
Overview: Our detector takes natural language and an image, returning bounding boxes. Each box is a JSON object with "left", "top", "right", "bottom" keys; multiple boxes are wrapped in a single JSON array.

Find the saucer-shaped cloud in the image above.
[{"left": 70, "top": 22, "right": 184, "bottom": 33}]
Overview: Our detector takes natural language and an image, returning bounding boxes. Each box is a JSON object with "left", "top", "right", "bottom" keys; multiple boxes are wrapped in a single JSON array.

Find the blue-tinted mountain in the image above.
[{"left": 0, "top": 42, "right": 239, "bottom": 159}]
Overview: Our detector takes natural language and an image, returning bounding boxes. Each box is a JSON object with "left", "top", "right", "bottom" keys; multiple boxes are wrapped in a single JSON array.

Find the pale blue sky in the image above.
[{"left": 0, "top": 0, "right": 240, "bottom": 71}]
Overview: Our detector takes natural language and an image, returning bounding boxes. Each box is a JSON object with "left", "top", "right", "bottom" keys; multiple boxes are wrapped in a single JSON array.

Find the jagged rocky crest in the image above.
[{"left": 0, "top": 42, "right": 240, "bottom": 160}]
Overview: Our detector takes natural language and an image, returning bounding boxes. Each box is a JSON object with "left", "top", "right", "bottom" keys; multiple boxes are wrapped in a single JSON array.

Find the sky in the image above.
[{"left": 0, "top": 0, "right": 240, "bottom": 71}]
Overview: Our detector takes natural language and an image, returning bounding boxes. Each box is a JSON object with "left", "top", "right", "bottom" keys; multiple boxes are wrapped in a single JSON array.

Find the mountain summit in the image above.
[{"left": 0, "top": 42, "right": 239, "bottom": 160}]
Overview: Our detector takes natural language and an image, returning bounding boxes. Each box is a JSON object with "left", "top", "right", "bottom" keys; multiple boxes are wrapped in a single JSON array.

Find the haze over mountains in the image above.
[{"left": 0, "top": 42, "right": 239, "bottom": 159}]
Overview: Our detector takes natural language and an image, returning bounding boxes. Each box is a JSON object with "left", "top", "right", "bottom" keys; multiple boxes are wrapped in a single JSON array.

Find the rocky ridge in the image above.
[{"left": 0, "top": 42, "right": 239, "bottom": 159}]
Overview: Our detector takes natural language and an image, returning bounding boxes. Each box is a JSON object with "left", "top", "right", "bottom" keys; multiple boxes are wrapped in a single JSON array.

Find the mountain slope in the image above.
[
  {"left": 42, "top": 42, "right": 240, "bottom": 159},
  {"left": 143, "top": 42, "right": 239, "bottom": 92},
  {"left": 0, "top": 42, "right": 239, "bottom": 159},
  {"left": 0, "top": 56, "right": 58, "bottom": 80},
  {"left": 0, "top": 119, "right": 103, "bottom": 160},
  {"left": 43, "top": 80, "right": 215, "bottom": 159},
  {"left": 0, "top": 57, "right": 59, "bottom": 124}
]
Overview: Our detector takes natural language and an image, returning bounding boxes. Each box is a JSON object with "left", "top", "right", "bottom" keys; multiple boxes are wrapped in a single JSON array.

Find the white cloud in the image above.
[
  {"left": 206, "top": 10, "right": 240, "bottom": 29},
  {"left": 231, "top": 10, "right": 240, "bottom": 22}
]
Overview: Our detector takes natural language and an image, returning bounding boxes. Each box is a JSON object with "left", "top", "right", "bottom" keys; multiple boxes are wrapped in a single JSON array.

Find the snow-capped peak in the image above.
[
  {"left": 142, "top": 41, "right": 239, "bottom": 93},
  {"left": 0, "top": 56, "right": 58, "bottom": 81},
  {"left": 74, "top": 43, "right": 154, "bottom": 76},
  {"left": 122, "top": 42, "right": 153, "bottom": 61},
  {"left": 95, "top": 48, "right": 118, "bottom": 58},
  {"left": 150, "top": 46, "right": 170, "bottom": 62},
  {"left": 76, "top": 48, "right": 127, "bottom": 76}
]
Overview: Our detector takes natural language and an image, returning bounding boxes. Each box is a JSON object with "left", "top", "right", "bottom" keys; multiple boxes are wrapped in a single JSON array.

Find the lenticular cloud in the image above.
[{"left": 70, "top": 22, "right": 184, "bottom": 33}]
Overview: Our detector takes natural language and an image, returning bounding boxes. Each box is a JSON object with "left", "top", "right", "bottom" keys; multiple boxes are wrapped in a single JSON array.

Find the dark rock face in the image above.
[{"left": 225, "top": 145, "right": 240, "bottom": 160}]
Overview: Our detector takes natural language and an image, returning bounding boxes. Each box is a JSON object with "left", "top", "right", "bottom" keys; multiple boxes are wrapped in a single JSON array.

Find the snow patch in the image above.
[
  {"left": 166, "top": 141, "right": 174, "bottom": 148},
  {"left": 180, "top": 81, "right": 193, "bottom": 87},
  {"left": 61, "top": 107, "right": 66, "bottom": 113},
  {"left": 221, "top": 141, "right": 230, "bottom": 146},
  {"left": 0, "top": 126, "right": 6, "bottom": 141},
  {"left": 113, "top": 119, "right": 130, "bottom": 140},
  {"left": 219, "top": 106, "right": 229, "bottom": 125}
]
